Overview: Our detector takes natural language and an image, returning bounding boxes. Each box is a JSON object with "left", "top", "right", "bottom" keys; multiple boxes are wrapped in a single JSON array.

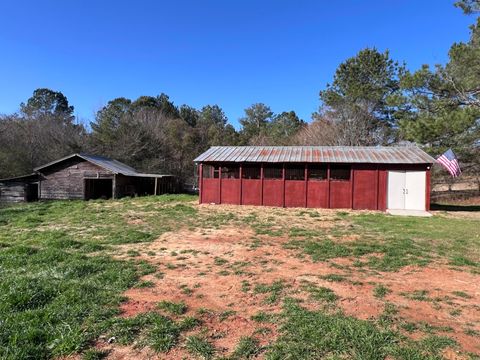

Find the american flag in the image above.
[{"left": 437, "top": 149, "right": 461, "bottom": 177}]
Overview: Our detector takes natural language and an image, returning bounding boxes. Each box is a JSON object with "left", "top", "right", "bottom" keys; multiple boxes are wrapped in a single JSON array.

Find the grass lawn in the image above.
[{"left": 0, "top": 195, "right": 479, "bottom": 359}]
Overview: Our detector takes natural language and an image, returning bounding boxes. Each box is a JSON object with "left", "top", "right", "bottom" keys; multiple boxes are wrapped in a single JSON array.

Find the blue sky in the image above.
[{"left": 0, "top": 1, "right": 475, "bottom": 128}]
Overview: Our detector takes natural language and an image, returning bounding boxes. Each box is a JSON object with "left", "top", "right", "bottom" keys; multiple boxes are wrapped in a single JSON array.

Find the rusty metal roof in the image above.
[{"left": 194, "top": 146, "right": 436, "bottom": 164}]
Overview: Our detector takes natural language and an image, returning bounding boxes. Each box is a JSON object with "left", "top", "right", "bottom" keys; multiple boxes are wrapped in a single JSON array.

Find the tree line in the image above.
[{"left": 1, "top": 0, "right": 478, "bottom": 185}]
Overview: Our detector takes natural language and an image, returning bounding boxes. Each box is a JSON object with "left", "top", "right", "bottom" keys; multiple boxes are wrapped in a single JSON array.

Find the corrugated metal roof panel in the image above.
[
  {"left": 194, "top": 146, "right": 436, "bottom": 164},
  {"left": 81, "top": 154, "right": 138, "bottom": 175},
  {"left": 0, "top": 173, "right": 39, "bottom": 183},
  {"left": 34, "top": 153, "right": 173, "bottom": 177}
]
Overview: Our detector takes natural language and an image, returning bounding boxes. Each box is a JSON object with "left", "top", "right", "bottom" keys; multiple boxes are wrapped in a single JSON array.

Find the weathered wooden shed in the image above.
[
  {"left": 194, "top": 146, "right": 436, "bottom": 211},
  {"left": 34, "top": 154, "right": 176, "bottom": 200},
  {"left": 0, "top": 173, "right": 39, "bottom": 203},
  {"left": 0, "top": 154, "right": 176, "bottom": 202}
]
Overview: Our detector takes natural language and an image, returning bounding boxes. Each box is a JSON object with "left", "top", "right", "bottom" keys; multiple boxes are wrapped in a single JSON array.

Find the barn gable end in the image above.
[{"left": 38, "top": 157, "right": 114, "bottom": 200}]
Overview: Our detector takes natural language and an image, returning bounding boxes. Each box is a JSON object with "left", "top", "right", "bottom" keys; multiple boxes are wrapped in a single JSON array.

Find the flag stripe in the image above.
[
  {"left": 438, "top": 155, "right": 456, "bottom": 172},
  {"left": 436, "top": 150, "right": 461, "bottom": 177},
  {"left": 438, "top": 159, "right": 455, "bottom": 175},
  {"left": 437, "top": 156, "right": 456, "bottom": 175},
  {"left": 452, "top": 160, "right": 461, "bottom": 174}
]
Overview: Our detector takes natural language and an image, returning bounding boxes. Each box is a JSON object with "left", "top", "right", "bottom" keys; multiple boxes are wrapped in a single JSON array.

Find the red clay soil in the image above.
[{"left": 103, "top": 223, "right": 480, "bottom": 359}]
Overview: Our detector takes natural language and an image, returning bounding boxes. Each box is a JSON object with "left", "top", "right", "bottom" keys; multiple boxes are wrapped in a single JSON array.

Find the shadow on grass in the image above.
[{"left": 430, "top": 203, "right": 480, "bottom": 212}]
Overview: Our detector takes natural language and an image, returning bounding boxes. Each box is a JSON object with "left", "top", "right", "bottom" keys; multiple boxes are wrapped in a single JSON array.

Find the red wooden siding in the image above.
[
  {"left": 241, "top": 179, "right": 262, "bottom": 205},
  {"left": 263, "top": 180, "right": 284, "bottom": 207},
  {"left": 201, "top": 179, "right": 219, "bottom": 204},
  {"left": 306, "top": 180, "right": 328, "bottom": 208},
  {"left": 220, "top": 179, "right": 241, "bottom": 204},
  {"left": 285, "top": 181, "right": 306, "bottom": 207},
  {"left": 329, "top": 180, "right": 351, "bottom": 208},
  {"left": 352, "top": 166, "right": 377, "bottom": 210},
  {"left": 377, "top": 169, "right": 387, "bottom": 211}
]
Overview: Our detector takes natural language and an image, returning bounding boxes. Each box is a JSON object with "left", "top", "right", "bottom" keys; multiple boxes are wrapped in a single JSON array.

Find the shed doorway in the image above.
[
  {"left": 84, "top": 179, "right": 113, "bottom": 200},
  {"left": 387, "top": 171, "right": 426, "bottom": 210},
  {"left": 25, "top": 183, "right": 38, "bottom": 202}
]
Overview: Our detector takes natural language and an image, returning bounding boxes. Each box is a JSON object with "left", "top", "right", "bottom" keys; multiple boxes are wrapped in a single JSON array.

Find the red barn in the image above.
[{"left": 194, "top": 146, "right": 435, "bottom": 212}]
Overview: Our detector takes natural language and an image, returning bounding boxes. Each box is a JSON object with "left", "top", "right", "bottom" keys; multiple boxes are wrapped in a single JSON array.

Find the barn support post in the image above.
[
  {"left": 375, "top": 168, "right": 379, "bottom": 210},
  {"left": 327, "top": 164, "right": 331, "bottom": 208},
  {"left": 218, "top": 165, "right": 222, "bottom": 204},
  {"left": 239, "top": 164, "right": 243, "bottom": 205},
  {"left": 199, "top": 164, "right": 203, "bottom": 204},
  {"left": 260, "top": 163, "right": 264, "bottom": 206},
  {"left": 282, "top": 163, "right": 286, "bottom": 208},
  {"left": 154, "top": 177, "right": 158, "bottom": 196},
  {"left": 304, "top": 163, "right": 308, "bottom": 208},
  {"left": 426, "top": 167, "right": 431, "bottom": 211},
  {"left": 350, "top": 167, "right": 354, "bottom": 209},
  {"left": 112, "top": 174, "right": 116, "bottom": 199}
]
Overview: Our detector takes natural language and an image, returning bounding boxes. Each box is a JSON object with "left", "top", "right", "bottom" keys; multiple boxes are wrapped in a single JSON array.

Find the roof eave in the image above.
[{"left": 33, "top": 153, "right": 121, "bottom": 174}]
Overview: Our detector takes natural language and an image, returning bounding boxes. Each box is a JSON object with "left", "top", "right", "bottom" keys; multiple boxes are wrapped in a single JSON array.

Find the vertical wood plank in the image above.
[
  {"left": 282, "top": 164, "right": 286, "bottom": 208},
  {"left": 199, "top": 164, "right": 203, "bottom": 204},
  {"left": 327, "top": 164, "right": 331, "bottom": 208},
  {"left": 304, "top": 163, "right": 308, "bottom": 208},
  {"left": 239, "top": 164, "right": 243, "bottom": 205}
]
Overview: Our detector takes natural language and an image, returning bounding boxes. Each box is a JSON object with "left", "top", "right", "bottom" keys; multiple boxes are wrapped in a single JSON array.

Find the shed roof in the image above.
[
  {"left": 0, "top": 173, "right": 39, "bottom": 183},
  {"left": 34, "top": 154, "right": 172, "bottom": 177},
  {"left": 194, "top": 146, "right": 436, "bottom": 164}
]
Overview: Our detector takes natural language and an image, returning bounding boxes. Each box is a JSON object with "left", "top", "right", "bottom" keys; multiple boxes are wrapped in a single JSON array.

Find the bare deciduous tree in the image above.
[
  {"left": 0, "top": 113, "right": 86, "bottom": 178},
  {"left": 294, "top": 101, "right": 390, "bottom": 146}
]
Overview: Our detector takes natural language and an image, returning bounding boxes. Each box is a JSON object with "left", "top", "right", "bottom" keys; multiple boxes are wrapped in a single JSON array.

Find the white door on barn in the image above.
[
  {"left": 387, "top": 171, "right": 406, "bottom": 210},
  {"left": 405, "top": 171, "right": 426, "bottom": 210},
  {"left": 387, "top": 171, "right": 426, "bottom": 210}
]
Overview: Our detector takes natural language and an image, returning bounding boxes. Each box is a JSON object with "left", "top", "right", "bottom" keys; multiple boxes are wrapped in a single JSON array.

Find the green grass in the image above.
[
  {"left": 0, "top": 245, "right": 139, "bottom": 359},
  {"left": 106, "top": 310, "right": 198, "bottom": 353},
  {"left": 320, "top": 273, "right": 347, "bottom": 282},
  {"left": 253, "top": 280, "right": 285, "bottom": 304},
  {"left": 402, "top": 290, "right": 431, "bottom": 302},
  {"left": 241, "top": 280, "right": 251, "bottom": 292},
  {"left": 0, "top": 196, "right": 200, "bottom": 359},
  {"left": 452, "top": 290, "right": 472, "bottom": 299},
  {"left": 147, "top": 315, "right": 182, "bottom": 352},
  {"left": 231, "top": 336, "right": 261, "bottom": 359},
  {"left": 303, "top": 284, "right": 338, "bottom": 303},
  {"left": 219, "top": 310, "right": 237, "bottom": 321},
  {"left": 214, "top": 256, "right": 229, "bottom": 266},
  {"left": 135, "top": 280, "right": 155, "bottom": 288},
  {"left": 82, "top": 349, "right": 109, "bottom": 360},
  {"left": 373, "top": 284, "right": 392, "bottom": 299},
  {"left": 251, "top": 311, "right": 277, "bottom": 323},
  {"left": 185, "top": 335, "right": 215, "bottom": 359},
  {"left": 352, "top": 213, "right": 480, "bottom": 269},
  {"left": 284, "top": 212, "right": 480, "bottom": 271},
  {"left": 266, "top": 299, "right": 457, "bottom": 360},
  {"left": 157, "top": 300, "right": 188, "bottom": 315}
]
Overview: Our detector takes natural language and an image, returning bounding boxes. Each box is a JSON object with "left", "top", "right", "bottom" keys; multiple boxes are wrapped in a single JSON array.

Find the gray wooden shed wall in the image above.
[
  {"left": 38, "top": 158, "right": 113, "bottom": 200},
  {"left": 0, "top": 182, "right": 27, "bottom": 203}
]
